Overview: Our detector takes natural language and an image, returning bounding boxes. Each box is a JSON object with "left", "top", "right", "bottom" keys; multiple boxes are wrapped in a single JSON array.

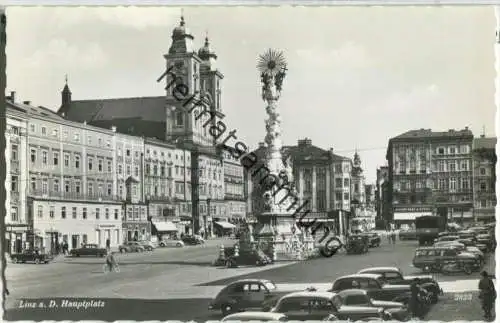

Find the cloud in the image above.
[
  {"left": 373, "top": 84, "right": 442, "bottom": 113},
  {"left": 25, "top": 39, "right": 108, "bottom": 70}
]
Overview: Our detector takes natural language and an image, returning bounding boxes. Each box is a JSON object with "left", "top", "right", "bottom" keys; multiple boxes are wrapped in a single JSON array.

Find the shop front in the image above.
[
  {"left": 122, "top": 222, "right": 150, "bottom": 242},
  {"left": 5, "top": 224, "right": 32, "bottom": 254},
  {"left": 213, "top": 220, "right": 236, "bottom": 237},
  {"left": 151, "top": 220, "right": 178, "bottom": 239}
]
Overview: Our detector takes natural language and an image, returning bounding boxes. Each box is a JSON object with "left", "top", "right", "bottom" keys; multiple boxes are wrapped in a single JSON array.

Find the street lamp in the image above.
[{"left": 206, "top": 198, "right": 211, "bottom": 239}]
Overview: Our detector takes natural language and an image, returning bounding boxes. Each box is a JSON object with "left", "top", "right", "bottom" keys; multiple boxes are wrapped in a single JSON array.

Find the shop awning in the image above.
[
  {"left": 152, "top": 221, "right": 178, "bottom": 232},
  {"left": 214, "top": 221, "right": 236, "bottom": 229},
  {"left": 394, "top": 212, "right": 432, "bottom": 221}
]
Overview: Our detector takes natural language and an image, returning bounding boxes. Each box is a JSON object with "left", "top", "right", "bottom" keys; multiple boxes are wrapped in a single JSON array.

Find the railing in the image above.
[{"left": 29, "top": 190, "right": 122, "bottom": 202}]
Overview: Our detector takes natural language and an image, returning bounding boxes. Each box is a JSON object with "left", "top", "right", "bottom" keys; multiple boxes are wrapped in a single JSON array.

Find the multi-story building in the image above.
[
  {"left": 144, "top": 138, "right": 178, "bottom": 237},
  {"left": 472, "top": 136, "right": 497, "bottom": 223},
  {"left": 386, "top": 128, "right": 474, "bottom": 226},
  {"left": 5, "top": 95, "right": 30, "bottom": 253},
  {"left": 6, "top": 96, "right": 124, "bottom": 253},
  {"left": 221, "top": 147, "right": 245, "bottom": 229},
  {"left": 364, "top": 184, "right": 375, "bottom": 209},
  {"left": 375, "top": 166, "right": 390, "bottom": 226}
]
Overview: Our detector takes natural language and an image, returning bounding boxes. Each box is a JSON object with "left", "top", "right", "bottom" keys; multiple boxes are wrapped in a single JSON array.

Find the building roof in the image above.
[
  {"left": 391, "top": 128, "right": 474, "bottom": 141},
  {"left": 473, "top": 137, "right": 496, "bottom": 150},
  {"left": 58, "top": 96, "right": 166, "bottom": 124},
  {"left": 90, "top": 118, "right": 166, "bottom": 141},
  {"left": 7, "top": 100, "right": 64, "bottom": 121}
]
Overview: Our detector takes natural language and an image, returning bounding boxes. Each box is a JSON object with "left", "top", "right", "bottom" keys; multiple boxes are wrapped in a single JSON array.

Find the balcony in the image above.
[
  {"left": 29, "top": 190, "right": 122, "bottom": 202},
  {"left": 10, "top": 136, "right": 20, "bottom": 144},
  {"left": 10, "top": 160, "right": 19, "bottom": 174}
]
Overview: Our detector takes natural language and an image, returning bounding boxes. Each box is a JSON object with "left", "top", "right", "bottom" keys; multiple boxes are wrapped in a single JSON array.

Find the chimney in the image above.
[
  {"left": 23, "top": 100, "right": 31, "bottom": 105},
  {"left": 465, "top": 126, "right": 469, "bottom": 130},
  {"left": 10, "top": 91, "right": 15, "bottom": 103},
  {"left": 258, "top": 142, "right": 266, "bottom": 148},
  {"left": 111, "top": 126, "right": 117, "bottom": 132},
  {"left": 329, "top": 148, "right": 334, "bottom": 153}
]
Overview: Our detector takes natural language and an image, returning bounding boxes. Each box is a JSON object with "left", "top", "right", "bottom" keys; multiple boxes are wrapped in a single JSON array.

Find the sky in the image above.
[{"left": 6, "top": 6, "right": 497, "bottom": 183}]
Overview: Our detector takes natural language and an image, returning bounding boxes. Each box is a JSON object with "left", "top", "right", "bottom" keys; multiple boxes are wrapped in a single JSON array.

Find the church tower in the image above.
[
  {"left": 58, "top": 76, "right": 72, "bottom": 117},
  {"left": 164, "top": 15, "right": 224, "bottom": 147},
  {"left": 351, "top": 151, "right": 366, "bottom": 207}
]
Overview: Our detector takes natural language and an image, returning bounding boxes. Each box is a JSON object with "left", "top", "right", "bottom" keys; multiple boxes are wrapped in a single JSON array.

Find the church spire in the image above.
[
  {"left": 169, "top": 10, "right": 195, "bottom": 54},
  {"left": 198, "top": 30, "right": 218, "bottom": 61},
  {"left": 61, "top": 74, "right": 71, "bottom": 106}
]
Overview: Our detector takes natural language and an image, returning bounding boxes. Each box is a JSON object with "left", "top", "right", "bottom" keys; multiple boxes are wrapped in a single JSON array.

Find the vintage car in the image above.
[
  {"left": 70, "top": 244, "right": 107, "bottom": 257},
  {"left": 328, "top": 274, "right": 411, "bottom": 304},
  {"left": 159, "top": 239, "right": 185, "bottom": 248},
  {"left": 345, "top": 234, "right": 369, "bottom": 254},
  {"left": 119, "top": 241, "right": 146, "bottom": 253},
  {"left": 476, "top": 233, "right": 495, "bottom": 252},
  {"left": 357, "top": 266, "right": 442, "bottom": 303},
  {"left": 11, "top": 249, "right": 53, "bottom": 264},
  {"left": 434, "top": 235, "right": 460, "bottom": 243},
  {"left": 361, "top": 232, "right": 381, "bottom": 248},
  {"left": 221, "top": 312, "right": 287, "bottom": 322},
  {"left": 412, "top": 246, "right": 480, "bottom": 273},
  {"left": 138, "top": 240, "right": 156, "bottom": 251},
  {"left": 220, "top": 246, "right": 272, "bottom": 268},
  {"left": 181, "top": 235, "right": 204, "bottom": 245},
  {"left": 332, "top": 289, "right": 411, "bottom": 321},
  {"left": 399, "top": 229, "right": 417, "bottom": 241},
  {"left": 208, "top": 279, "right": 283, "bottom": 316},
  {"left": 270, "top": 291, "right": 393, "bottom": 321}
]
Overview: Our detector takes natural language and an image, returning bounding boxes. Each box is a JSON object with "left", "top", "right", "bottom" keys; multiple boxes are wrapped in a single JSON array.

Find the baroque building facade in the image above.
[
  {"left": 386, "top": 128, "right": 474, "bottom": 225},
  {"left": 472, "top": 136, "right": 496, "bottom": 223}
]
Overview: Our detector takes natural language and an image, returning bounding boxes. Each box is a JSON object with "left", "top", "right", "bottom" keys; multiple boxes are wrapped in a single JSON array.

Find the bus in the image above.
[{"left": 415, "top": 215, "right": 446, "bottom": 245}]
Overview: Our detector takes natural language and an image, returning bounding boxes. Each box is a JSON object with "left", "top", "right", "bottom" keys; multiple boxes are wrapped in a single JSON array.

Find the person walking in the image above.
[
  {"left": 409, "top": 279, "right": 422, "bottom": 319},
  {"left": 105, "top": 251, "right": 118, "bottom": 273},
  {"left": 479, "top": 270, "right": 496, "bottom": 321}
]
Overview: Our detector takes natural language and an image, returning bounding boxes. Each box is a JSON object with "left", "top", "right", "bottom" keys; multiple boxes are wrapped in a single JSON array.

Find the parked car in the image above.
[
  {"left": 328, "top": 274, "right": 411, "bottom": 304},
  {"left": 159, "top": 239, "right": 184, "bottom": 248},
  {"left": 208, "top": 279, "right": 283, "bottom": 316},
  {"left": 398, "top": 229, "right": 417, "bottom": 241},
  {"left": 361, "top": 232, "right": 381, "bottom": 247},
  {"left": 332, "top": 289, "right": 411, "bottom": 321},
  {"left": 434, "top": 235, "right": 460, "bottom": 243},
  {"left": 476, "top": 233, "right": 495, "bottom": 252},
  {"left": 412, "top": 246, "right": 480, "bottom": 273},
  {"left": 270, "top": 291, "right": 393, "bottom": 321},
  {"left": 119, "top": 241, "right": 146, "bottom": 253},
  {"left": 70, "top": 244, "right": 107, "bottom": 257},
  {"left": 222, "top": 246, "right": 272, "bottom": 268},
  {"left": 181, "top": 235, "right": 204, "bottom": 245},
  {"left": 221, "top": 312, "right": 287, "bottom": 322},
  {"left": 345, "top": 235, "right": 369, "bottom": 254},
  {"left": 138, "top": 240, "right": 156, "bottom": 251},
  {"left": 11, "top": 250, "right": 53, "bottom": 264},
  {"left": 357, "top": 266, "right": 442, "bottom": 303}
]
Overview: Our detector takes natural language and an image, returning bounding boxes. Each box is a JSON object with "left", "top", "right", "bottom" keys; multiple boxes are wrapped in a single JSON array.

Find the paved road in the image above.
[{"left": 4, "top": 239, "right": 495, "bottom": 321}]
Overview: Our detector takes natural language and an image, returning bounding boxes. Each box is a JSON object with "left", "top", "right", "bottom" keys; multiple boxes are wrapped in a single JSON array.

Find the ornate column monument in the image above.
[{"left": 247, "top": 49, "right": 310, "bottom": 261}]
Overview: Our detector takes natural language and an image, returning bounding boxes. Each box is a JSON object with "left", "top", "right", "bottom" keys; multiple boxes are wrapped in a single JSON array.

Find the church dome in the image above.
[
  {"left": 198, "top": 36, "right": 217, "bottom": 60},
  {"left": 172, "top": 16, "right": 192, "bottom": 40}
]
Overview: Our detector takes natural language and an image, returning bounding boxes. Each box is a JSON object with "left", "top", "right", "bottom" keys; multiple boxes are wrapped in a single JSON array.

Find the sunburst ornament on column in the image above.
[{"left": 258, "top": 49, "right": 288, "bottom": 98}]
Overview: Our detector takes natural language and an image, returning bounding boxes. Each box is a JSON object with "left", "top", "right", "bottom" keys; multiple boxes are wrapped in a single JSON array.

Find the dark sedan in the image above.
[
  {"left": 70, "top": 244, "right": 107, "bottom": 257},
  {"left": 11, "top": 250, "right": 53, "bottom": 264},
  {"left": 181, "top": 235, "right": 204, "bottom": 245}
]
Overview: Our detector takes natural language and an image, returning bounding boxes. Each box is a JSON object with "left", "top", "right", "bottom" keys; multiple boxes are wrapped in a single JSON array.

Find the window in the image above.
[
  {"left": 11, "top": 145, "right": 18, "bottom": 161},
  {"left": 107, "top": 183, "right": 112, "bottom": 195},
  {"left": 438, "top": 160, "right": 445, "bottom": 172},
  {"left": 461, "top": 178, "right": 470, "bottom": 190},
  {"left": 98, "top": 138, "right": 102, "bottom": 146},
  {"left": 31, "top": 177, "right": 36, "bottom": 191},
  {"left": 118, "top": 164, "right": 123, "bottom": 174},
  {"left": 96, "top": 208, "right": 100, "bottom": 219},
  {"left": 41, "top": 126, "right": 47, "bottom": 135},
  {"left": 449, "top": 178, "right": 457, "bottom": 191},
  {"left": 75, "top": 155, "right": 80, "bottom": 168},
  {"left": 42, "top": 179, "right": 48, "bottom": 193},
  {"left": 42, "top": 151, "right": 48, "bottom": 165},
  {"left": 49, "top": 206, "right": 55, "bottom": 218},
  {"left": 98, "top": 159, "right": 103, "bottom": 172},
  {"left": 82, "top": 207, "right": 87, "bottom": 219},
  {"left": 37, "top": 206, "right": 43, "bottom": 218},
  {"left": 65, "top": 180, "right": 70, "bottom": 193},
  {"left": 106, "top": 140, "right": 111, "bottom": 148},
  {"left": 72, "top": 207, "right": 77, "bottom": 219},
  {"left": 10, "top": 206, "right": 18, "bottom": 222},
  {"left": 75, "top": 181, "right": 81, "bottom": 194},
  {"left": 88, "top": 158, "right": 93, "bottom": 171},
  {"left": 11, "top": 176, "right": 18, "bottom": 192},
  {"left": 176, "top": 111, "right": 184, "bottom": 126},
  {"left": 53, "top": 151, "right": 59, "bottom": 165},
  {"left": 480, "top": 200, "right": 487, "bottom": 208},
  {"left": 74, "top": 133, "right": 80, "bottom": 142},
  {"left": 61, "top": 207, "right": 66, "bottom": 219},
  {"left": 87, "top": 136, "right": 92, "bottom": 145},
  {"left": 480, "top": 182, "right": 487, "bottom": 192},
  {"left": 460, "top": 160, "right": 468, "bottom": 171},
  {"left": 126, "top": 165, "right": 131, "bottom": 176},
  {"left": 344, "top": 192, "right": 349, "bottom": 200},
  {"left": 64, "top": 154, "right": 70, "bottom": 167},
  {"left": 460, "top": 145, "right": 469, "bottom": 154},
  {"left": 437, "top": 147, "right": 444, "bottom": 155},
  {"left": 88, "top": 183, "right": 94, "bottom": 195},
  {"left": 105, "top": 208, "right": 109, "bottom": 220},
  {"left": 448, "top": 161, "right": 456, "bottom": 172},
  {"left": 107, "top": 160, "right": 112, "bottom": 172},
  {"left": 63, "top": 130, "right": 68, "bottom": 139},
  {"left": 480, "top": 168, "right": 486, "bottom": 175},
  {"left": 438, "top": 179, "right": 446, "bottom": 190},
  {"left": 344, "top": 178, "right": 349, "bottom": 187},
  {"left": 30, "top": 149, "right": 36, "bottom": 163},
  {"left": 161, "top": 166, "right": 165, "bottom": 177},
  {"left": 53, "top": 179, "right": 59, "bottom": 192},
  {"left": 114, "top": 209, "right": 119, "bottom": 220},
  {"left": 126, "top": 149, "right": 130, "bottom": 157},
  {"left": 52, "top": 129, "right": 58, "bottom": 137},
  {"left": 30, "top": 124, "right": 35, "bottom": 132}
]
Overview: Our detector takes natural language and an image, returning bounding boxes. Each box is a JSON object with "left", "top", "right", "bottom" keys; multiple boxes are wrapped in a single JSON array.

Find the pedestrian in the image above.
[
  {"left": 62, "top": 242, "right": 68, "bottom": 255},
  {"left": 106, "top": 239, "right": 111, "bottom": 252},
  {"left": 409, "top": 279, "right": 422, "bottom": 318},
  {"left": 392, "top": 230, "right": 396, "bottom": 244},
  {"left": 105, "top": 251, "right": 118, "bottom": 273},
  {"left": 479, "top": 270, "right": 496, "bottom": 321}
]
